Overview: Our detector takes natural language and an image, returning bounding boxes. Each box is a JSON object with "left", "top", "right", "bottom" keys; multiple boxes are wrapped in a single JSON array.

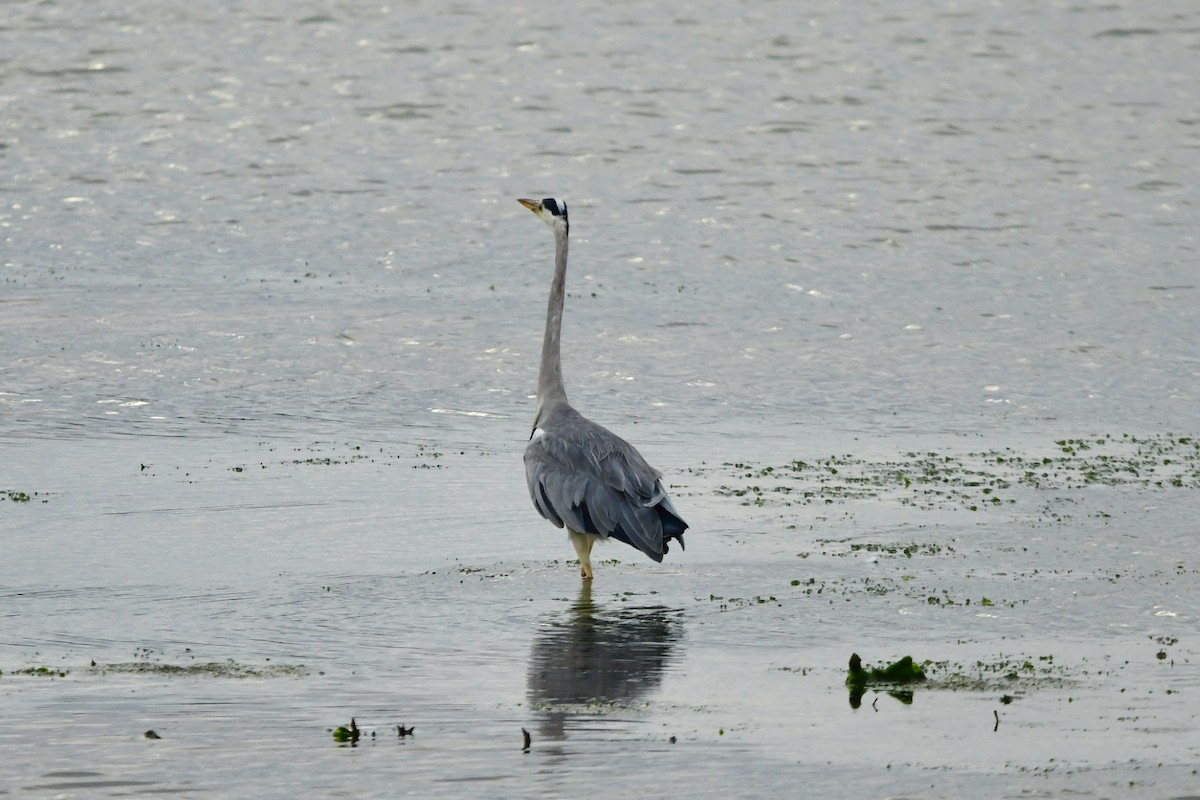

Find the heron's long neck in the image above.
[{"left": 537, "top": 228, "right": 569, "bottom": 414}]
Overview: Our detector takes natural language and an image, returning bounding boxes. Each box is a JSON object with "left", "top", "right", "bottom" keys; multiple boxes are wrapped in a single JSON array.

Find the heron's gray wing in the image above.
[{"left": 524, "top": 420, "right": 672, "bottom": 562}]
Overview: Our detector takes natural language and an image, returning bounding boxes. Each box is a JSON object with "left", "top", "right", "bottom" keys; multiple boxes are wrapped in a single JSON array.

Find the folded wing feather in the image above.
[{"left": 525, "top": 410, "right": 678, "bottom": 562}]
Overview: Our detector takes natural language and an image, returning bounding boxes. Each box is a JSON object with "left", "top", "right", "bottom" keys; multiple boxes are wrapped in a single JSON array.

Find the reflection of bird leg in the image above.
[
  {"left": 573, "top": 580, "right": 593, "bottom": 614},
  {"left": 568, "top": 529, "right": 595, "bottom": 580}
]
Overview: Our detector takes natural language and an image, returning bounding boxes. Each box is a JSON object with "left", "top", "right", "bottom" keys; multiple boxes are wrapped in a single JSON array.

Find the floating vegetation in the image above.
[
  {"left": 456, "top": 565, "right": 512, "bottom": 580},
  {"left": 713, "top": 433, "right": 1200, "bottom": 523},
  {"left": 288, "top": 443, "right": 369, "bottom": 467},
  {"left": 848, "top": 541, "right": 953, "bottom": 558},
  {"left": 412, "top": 442, "right": 444, "bottom": 470},
  {"left": 329, "top": 720, "right": 411, "bottom": 745},
  {"left": 530, "top": 698, "right": 640, "bottom": 715},
  {"left": 89, "top": 660, "right": 309, "bottom": 678},
  {"left": 701, "top": 575, "right": 1027, "bottom": 610},
  {"left": 706, "top": 593, "right": 781, "bottom": 610},
  {"left": 835, "top": 651, "right": 1083, "bottom": 708},
  {"left": 2, "top": 489, "right": 48, "bottom": 503},
  {"left": 138, "top": 439, "right": 490, "bottom": 484},
  {"left": 922, "top": 653, "right": 1075, "bottom": 692},
  {"left": 846, "top": 653, "right": 927, "bottom": 687},
  {"left": 7, "top": 666, "right": 69, "bottom": 678},
  {"left": 331, "top": 719, "right": 360, "bottom": 744},
  {"left": 846, "top": 653, "right": 926, "bottom": 708}
]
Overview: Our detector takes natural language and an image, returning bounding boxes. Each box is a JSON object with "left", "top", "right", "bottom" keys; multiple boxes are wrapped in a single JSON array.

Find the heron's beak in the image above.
[{"left": 517, "top": 198, "right": 543, "bottom": 218}]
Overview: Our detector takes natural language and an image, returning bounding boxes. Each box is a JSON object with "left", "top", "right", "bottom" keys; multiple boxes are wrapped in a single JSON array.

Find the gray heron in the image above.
[{"left": 518, "top": 197, "right": 688, "bottom": 580}]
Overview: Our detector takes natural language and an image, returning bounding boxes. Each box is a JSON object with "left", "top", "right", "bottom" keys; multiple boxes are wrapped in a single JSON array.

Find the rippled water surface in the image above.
[{"left": 3, "top": 1, "right": 1199, "bottom": 797}]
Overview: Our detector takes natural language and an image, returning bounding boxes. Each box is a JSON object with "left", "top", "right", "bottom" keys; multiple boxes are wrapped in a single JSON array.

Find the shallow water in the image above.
[{"left": 3, "top": 0, "right": 1199, "bottom": 797}]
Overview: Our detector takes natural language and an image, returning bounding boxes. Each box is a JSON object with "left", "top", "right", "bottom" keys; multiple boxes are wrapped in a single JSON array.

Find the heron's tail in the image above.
[{"left": 658, "top": 503, "right": 688, "bottom": 555}]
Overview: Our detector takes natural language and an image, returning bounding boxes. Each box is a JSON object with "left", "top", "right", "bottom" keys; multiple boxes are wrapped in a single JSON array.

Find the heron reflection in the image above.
[{"left": 527, "top": 583, "right": 683, "bottom": 743}]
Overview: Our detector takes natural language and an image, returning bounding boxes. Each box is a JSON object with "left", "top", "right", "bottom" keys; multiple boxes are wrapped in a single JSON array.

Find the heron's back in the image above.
[{"left": 525, "top": 404, "right": 687, "bottom": 562}]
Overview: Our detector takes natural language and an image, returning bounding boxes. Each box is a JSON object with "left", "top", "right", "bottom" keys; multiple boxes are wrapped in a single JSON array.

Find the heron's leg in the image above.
[{"left": 567, "top": 528, "right": 595, "bottom": 580}]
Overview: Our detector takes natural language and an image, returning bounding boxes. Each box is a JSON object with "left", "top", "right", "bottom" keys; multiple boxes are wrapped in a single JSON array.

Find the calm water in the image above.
[{"left": 3, "top": 1, "right": 1199, "bottom": 797}]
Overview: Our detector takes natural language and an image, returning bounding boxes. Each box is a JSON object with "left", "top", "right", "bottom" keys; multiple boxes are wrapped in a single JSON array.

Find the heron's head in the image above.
[{"left": 518, "top": 197, "right": 569, "bottom": 236}]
